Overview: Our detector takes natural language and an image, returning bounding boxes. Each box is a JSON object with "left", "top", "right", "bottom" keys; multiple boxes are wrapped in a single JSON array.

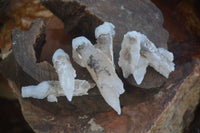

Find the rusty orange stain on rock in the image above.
[
  {"left": 95, "top": 111, "right": 131, "bottom": 133},
  {"left": 0, "top": 0, "right": 52, "bottom": 53}
]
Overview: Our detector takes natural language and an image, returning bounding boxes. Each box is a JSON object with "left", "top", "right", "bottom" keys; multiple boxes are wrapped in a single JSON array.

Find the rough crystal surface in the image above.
[
  {"left": 118, "top": 31, "right": 175, "bottom": 85},
  {"left": 72, "top": 36, "right": 124, "bottom": 115},
  {"left": 95, "top": 22, "right": 115, "bottom": 64},
  {"left": 52, "top": 49, "right": 76, "bottom": 101},
  {"left": 22, "top": 80, "right": 95, "bottom": 102}
]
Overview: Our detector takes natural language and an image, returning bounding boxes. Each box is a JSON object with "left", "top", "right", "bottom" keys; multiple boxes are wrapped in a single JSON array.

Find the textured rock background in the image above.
[{"left": 0, "top": 0, "right": 200, "bottom": 132}]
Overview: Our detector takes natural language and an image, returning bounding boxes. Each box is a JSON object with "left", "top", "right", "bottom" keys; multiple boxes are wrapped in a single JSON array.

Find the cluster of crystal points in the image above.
[
  {"left": 72, "top": 22, "right": 124, "bottom": 114},
  {"left": 22, "top": 22, "right": 175, "bottom": 115},
  {"left": 118, "top": 31, "right": 175, "bottom": 85},
  {"left": 22, "top": 48, "right": 95, "bottom": 103}
]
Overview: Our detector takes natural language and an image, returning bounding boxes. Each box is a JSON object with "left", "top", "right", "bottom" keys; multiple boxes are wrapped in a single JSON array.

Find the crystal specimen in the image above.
[
  {"left": 52, "top": 49, "right": 76, "bottom": 101},
  {"left": 118, "top": 31, "right": 175, "bottom": 85},
  {"left": 22, "top": 80, "right": 95, "bottom": 102},
  {"left": 21, "top": 22, "right": 175, "bottom": 116},
  {"left": 72, "top": 36, "right": 124, "bottom": 115}
]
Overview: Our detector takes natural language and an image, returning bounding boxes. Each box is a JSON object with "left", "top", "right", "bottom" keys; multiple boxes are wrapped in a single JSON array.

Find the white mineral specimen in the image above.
[
  {"left": 21, "top": 22, "right": 174, "bottom": 115},
  {"left": 95, "top": 22, "right": 115, "bottom": 64},
  {"left": 118, "top": 31, "right": 175, "bottom": 85},
  {"left": 72, "top": 36, "right": 124, "bottom": 115},
  {"left": 52, "top": 49, "right": 76, "bottom": 101},
  {"left": 22, "top": 80, "right": 95, "bottom": 102}
]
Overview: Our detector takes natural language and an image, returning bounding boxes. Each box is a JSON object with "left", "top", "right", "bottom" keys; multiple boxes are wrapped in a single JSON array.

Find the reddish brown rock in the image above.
[
  {"left": 7, "top": 58, "right": 200, "bottom": 133},
  {"left": 0, "top": 0, "right": 199, "bottom": 133},
  {"left": 0, "top": 0, "right": 52, "bottom": 59}
]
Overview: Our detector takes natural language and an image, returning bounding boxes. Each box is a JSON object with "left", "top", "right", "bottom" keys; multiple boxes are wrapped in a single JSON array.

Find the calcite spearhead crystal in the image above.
[
  {"left": 118, "top": 31, "right": 175, "bottom": 85},
  {"left": 52, "top": 49, "right": 76, "bottom": 101},
  {"left": 72, "top": 36, "right": 124, "bottom": 115}
]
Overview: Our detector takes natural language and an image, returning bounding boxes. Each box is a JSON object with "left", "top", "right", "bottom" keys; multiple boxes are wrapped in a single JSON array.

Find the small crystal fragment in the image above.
[
  {"left": 22, "top": 81, "right": 50, "bottom": 99},
  {"left": 21, "top": 80, "right": 95, "bottom": 102},
  {"left": 73, "top": 79, "right": 95, "bottom": 96}
]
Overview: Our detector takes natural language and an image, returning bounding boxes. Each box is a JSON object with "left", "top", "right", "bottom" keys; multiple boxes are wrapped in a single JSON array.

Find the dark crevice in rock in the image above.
[
  {"left": 41, "top": 0, "right": 103, "bottom": 44},
  {"left": 33, "top": 1, "right": 103, "bottom": 64},
  {"left": 34, "top": 26, "right": 46, "bottom": 63}
]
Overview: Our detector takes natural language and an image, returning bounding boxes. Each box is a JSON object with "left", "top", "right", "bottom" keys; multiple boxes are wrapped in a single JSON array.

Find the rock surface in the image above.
[{"left": 0, "top": 0, "right": 199, "bottom": 133}]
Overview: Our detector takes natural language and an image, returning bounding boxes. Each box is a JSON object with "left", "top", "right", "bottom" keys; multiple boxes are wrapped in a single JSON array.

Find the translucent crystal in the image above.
[
  {"left": 52, "top": 49, "right": 76, "bottom": 101},
  {"left": 95, "top": 22, "right": 115, "bottom": 64},
  {"left": 72, "top": 36, "right": 124, "bottom": 115},
  {"left": 119, "top": 31, "right": 175, "bottom": 85},
  {"left": 22, "top": 80, "right": 95, "bottom": 102}
]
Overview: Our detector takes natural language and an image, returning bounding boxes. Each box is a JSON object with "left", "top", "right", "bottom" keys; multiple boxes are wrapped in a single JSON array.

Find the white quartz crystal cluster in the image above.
[
  {"left": 22, "top": 22, "right": 175, "bottom": 115},
  {"left": 118, "top": 31, "right": 175, "bottom": 85},
  {"left": 72, "top": 22, "right": 124, "bottom": 114},
  {"left": 22, "top": 49, "right": 95, "bottom": 102}
]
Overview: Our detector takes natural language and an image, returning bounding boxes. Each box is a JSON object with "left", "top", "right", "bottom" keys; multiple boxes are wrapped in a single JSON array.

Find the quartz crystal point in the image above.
[
  {"left": 72, "top": 36, "right": 124, "bottom": 115},
  {"left": 21, "top": 80, "right": 95, "bottom": 102},
  {"left": 52, "top": 49, "right": 76, "bottom": 101},
  {"left": 95, "top": 22, "right": 115, "bottom": 64},
  {"left": 118, "top": 31, "right": 175, "bottom": 85}
]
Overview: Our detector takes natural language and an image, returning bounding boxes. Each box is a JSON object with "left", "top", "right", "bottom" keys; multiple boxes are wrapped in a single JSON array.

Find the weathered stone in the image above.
[{"left": 0, "top": 0, "right": 198, "bottom": 132}]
